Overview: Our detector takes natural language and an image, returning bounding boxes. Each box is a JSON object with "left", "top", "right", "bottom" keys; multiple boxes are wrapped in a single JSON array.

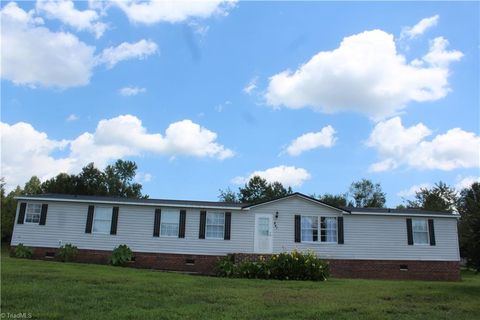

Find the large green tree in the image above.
[
  {"left": 348, "top": 179, "right": 386, "bottom": 208},
  {"left": 457, "top": 182, "right": 480, "bottom": 271},
  {"left": 316, "top": 193, "right": 349, "bottom": 207},
  {"left": 1, "top": 160, "right": 147, "bottom": 242},
  {"left": 42, "top": 160, "right": 147, "bottom": 198},
  {"left": 219, "top": 176, "right": 292, "bottom": 204},
  {"left": 406, "top": 182, "right": 457, "bottom": 212}
]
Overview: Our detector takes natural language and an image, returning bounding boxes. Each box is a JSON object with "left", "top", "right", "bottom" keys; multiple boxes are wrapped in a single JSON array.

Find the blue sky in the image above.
[{"left": 1, "top": 1, "right": 479, "bottom": 206}]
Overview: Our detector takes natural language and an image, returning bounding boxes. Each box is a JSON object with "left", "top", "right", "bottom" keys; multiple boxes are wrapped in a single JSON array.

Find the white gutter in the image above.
[
  {"left": 15, "top": 196, "right": 244, "bottom": 211},
  {"left": 349, "top": 211, "right": 459, "bottom": 219}
]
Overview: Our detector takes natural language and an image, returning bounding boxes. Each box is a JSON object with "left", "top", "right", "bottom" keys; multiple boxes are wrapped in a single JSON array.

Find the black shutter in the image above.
[
  {"left": 294, "top": 215, "right": 301, "bottom": 242},
  {"left": 39, "top": 204, "right": 48, "bottom": 225},
  {"left": 85, "top": 205, "right": 94, "bottom": 233},
  {"left": 110, "top": 207, "right": 119, "bottom": 235},
  {"left": 224, "top": 212, "right": 231, "bottom": 240},
  {"left": 406, "top": 218, "right": 413, "bottom": 245},
  {"left": 17, "top": 203, "right": 26, "bottom": 224},
  {"left": 179, "top": 210, "right": 186, "bottom": 238},
  {"left": 199, "top": 211, "right": 206, "bottom": 239},
  {"left": 320, "top": 217, "right": 326, "bottom": 242},
  {"left": 153, "top": 209, "right": 161, "bottom": 237},
  {"left": 337, "top": 216, "right": 344, "bottom": 244},
  {"left": 428, "top": 219, "right": 436, "bottom": 246}
]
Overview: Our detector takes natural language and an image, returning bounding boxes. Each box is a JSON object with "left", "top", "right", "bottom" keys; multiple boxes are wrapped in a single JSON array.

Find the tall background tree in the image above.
[
  {"left": 348, "top": 179, "right": 386, "bottom": 208},
  {"left": 406, "top": 181, "right": 457, "bottom": 212},
  {"left": 218, "top": 176, "right": 292, "bottom": 204},
  {"left": 313, "top": 193, "right": 349, "bottom": 207},
  {"left": 1, "top": 160, "right": 147, "bottom": 244},
  {"left": 457, "top": 182, "right": 480, "bottom": 271}
]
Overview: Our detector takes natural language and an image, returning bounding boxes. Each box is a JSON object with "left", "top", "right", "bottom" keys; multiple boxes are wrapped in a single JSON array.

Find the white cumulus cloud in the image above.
[
  {"left": 286, "top": 125, "right": 336, "bottom": 156},
  {"left": 397, "top": 183, "right": 433, "bottom": 198},
  {"left": 36, "top": 0, "right": 107, "bottom": 38},
  {"left": 112, "top": 0, "right": 236, "bottom": 24},
  {"left": 1, "top": 115, "right": 233, "bottom": 190},
  {"left": 367, "top": 117, "right": 480, "bottom": 172},
  {"left": 265, "top": 29, "right": 462, "bottom": 120},
  {"left": 66, "top": 114, "right": 79, "bottom": 122},
  {"left": 232, "top": 165, "right": 311, "bottom": 187},
  {"left": 97, "top": 39, "right": 158, "bottom": 68},
  {"left": 1, "top": 2, "right": 96, "bottom": 88},
  {"left": 0, "top": 3, "right": 159, "bottom": 88},
  {"left": 119, "top": 86, "right": 146, "bottom": 96},
  {"left": 455, "top": 176, "right": 480, "bottom": 191},
  {"left": 400, "top": 15, "right": 439, "bottom": 39},
  {"left": 243, "top": 77, "right": 257, "bottom": 95}
]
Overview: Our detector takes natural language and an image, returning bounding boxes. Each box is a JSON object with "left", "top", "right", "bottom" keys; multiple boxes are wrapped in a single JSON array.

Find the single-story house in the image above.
[{"left": 11, "top": 192, "right": 460, "bottom": 280}]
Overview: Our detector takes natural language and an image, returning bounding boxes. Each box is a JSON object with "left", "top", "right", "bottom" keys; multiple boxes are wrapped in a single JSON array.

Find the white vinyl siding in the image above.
[
  {"left": 10, "top": 195, "right": 459, "bottom": 261},
  {"left": 25, "top": 203, "right": 41, "bottom": 223},
  {"left": 412, "top": 219, "right": 429, "bottom": 245},
  {"left": 206, "top": 212, "right": 224, "bottom": 239},
  {"left": 93, "top": 207, "right": 111, "bottom": 234},
  {"left": 160, "top": 210, "right": 179, "bottom": 237}
]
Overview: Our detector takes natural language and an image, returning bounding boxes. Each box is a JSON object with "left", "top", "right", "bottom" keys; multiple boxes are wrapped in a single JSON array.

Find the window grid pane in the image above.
[
  {"left": 206, "top": 212, "right": 224, "bottom": 239},
  {"left": 301, "top": 216, "right": 318, "bottom": 242},
  {"left": 25, "top": 204, "right": 41, "bottom": 223},
  {"left": 160, "top": 211, "right": 179, "bottom": 237},
  {"left": 93, "top": 207, "right": 112, "bottom": 233},
  {"left": 324, "top": 217, "right": 337, "bottom": 243},
  {"left": 412, "top": 219, "right": 429, "bottom": 244}
]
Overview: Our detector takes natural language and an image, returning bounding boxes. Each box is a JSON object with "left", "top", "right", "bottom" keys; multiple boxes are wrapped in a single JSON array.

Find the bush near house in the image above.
[
  {"left": 13, "top": 243, "right": 33, "bottom": 259},
  {"left": 110, "top": 244, "right": 133, "bottom": 266},
  {"left": 216, "top": 250, "right": 329, "bottom": 281},
  {"left": 57, "top": 244, "right": 79, "bottom": 262}
]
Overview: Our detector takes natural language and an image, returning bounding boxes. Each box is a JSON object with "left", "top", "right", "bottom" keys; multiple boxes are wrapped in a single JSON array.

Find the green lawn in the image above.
[{"left": 1, "top": 252, "right": 479, "bottom": 320}]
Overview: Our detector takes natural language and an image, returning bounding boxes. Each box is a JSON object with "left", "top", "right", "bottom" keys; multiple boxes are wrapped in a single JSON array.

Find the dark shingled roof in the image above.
[
  {"left": 17, "top": 193, "right": 247, "bottom": 208},
  {"left": 16, "top": 193, "right": 458, "bottom": 216}
]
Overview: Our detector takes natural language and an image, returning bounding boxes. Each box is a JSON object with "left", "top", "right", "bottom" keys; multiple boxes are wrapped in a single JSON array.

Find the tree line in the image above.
[{"left": 1, "top": 161, "right": 478, "bottom": 271}]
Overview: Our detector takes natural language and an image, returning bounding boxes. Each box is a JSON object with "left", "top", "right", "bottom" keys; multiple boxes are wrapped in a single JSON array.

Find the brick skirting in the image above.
[
  {"left": 10, "top": 247, "right": 460, "bottom": 281},
  {"left": 229, "top": 253, "right": 461, "bottom": 281}
]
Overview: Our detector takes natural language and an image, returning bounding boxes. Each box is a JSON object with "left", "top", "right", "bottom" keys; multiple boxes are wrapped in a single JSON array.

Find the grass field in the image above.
[{"left": 1, "top": 252, "right": 479, "bottom": 320}]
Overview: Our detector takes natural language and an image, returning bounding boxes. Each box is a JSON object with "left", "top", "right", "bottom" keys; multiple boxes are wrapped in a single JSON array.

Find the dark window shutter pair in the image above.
[
  {"left": 17, "top": 203, "right": 48, "bottom": 225},
  {"left": 179, "top": 210, "right": 186, "bottom": 238},
  {"left": 153, "top": 209, "right": 186, "bottom": 238},
  {"left": 406, "top": 218, "right": 436, "bottom": 245},
  {"left": 428, "top": 219, "right": 436, "bottom": 246},
  {"left": 153, "top": 209, "right": 161, "bottom": 237},
  {"left": 199, "top": 211, "right": 207, "bottom": 239},
  {"left": 17, "top": 203, "right": 27, "bottom": 224},
  {"left": 85, "top": 205, "right": 118, "bottom": 235},
  {"left": 294, "top": 215, "right": 301, "bottom": 242},
  {"left": 198, "top": 211, "right": 231, "bottom": 240},
  {"left": 224, "top": 212, "right": 231, "bottom": 240},
  {"left": 110, "top": 207, "right": 119, "bottom": 235},
  {"left": 337, "top": 217, "right": 344, "bottom": 244}
]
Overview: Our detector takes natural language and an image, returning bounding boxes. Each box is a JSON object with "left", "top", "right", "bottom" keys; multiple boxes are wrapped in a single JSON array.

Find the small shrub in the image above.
[
  {"left": 110, "top": 244, "right": 133, "bottom": 266},
  {"left": 14, "top": 243, "right": 33, "bottom": 259},
  {"left": 215, "top": 250, "right": 329, "bottom": 281},
  {"left": 57, "top": 243, "right": 78, "bottom": 262}
]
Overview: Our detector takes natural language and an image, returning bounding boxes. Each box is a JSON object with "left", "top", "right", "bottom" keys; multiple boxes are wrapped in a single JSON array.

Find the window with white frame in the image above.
[
  {"left": 412, "top": 219, "right": 429, "bottom": 244},
  {"left": 206, "top": 212, "right": 224, "bottom": 239},
  {"left": 301, "top": 216, "right": 318, "bottom": 242},
  {"left": 301, "top": 216, "right": 337, "bottom": 243},
  {"left": 25, "top": 203, "right": 41, "bottom": 223},
  {"left": 322, "top": 217, "right": 337, "bottom": 243},
  {"left": 93, "top": 207, "right": 112, "bottom": 234},
  {"left": 160, "top": 210, "right": 179, "bottom": 237}
]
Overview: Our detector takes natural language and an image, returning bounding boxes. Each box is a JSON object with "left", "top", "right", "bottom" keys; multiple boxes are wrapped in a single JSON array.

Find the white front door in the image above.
[{"left": 254, "top": 214, "right": 273, "bottom": 253}]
